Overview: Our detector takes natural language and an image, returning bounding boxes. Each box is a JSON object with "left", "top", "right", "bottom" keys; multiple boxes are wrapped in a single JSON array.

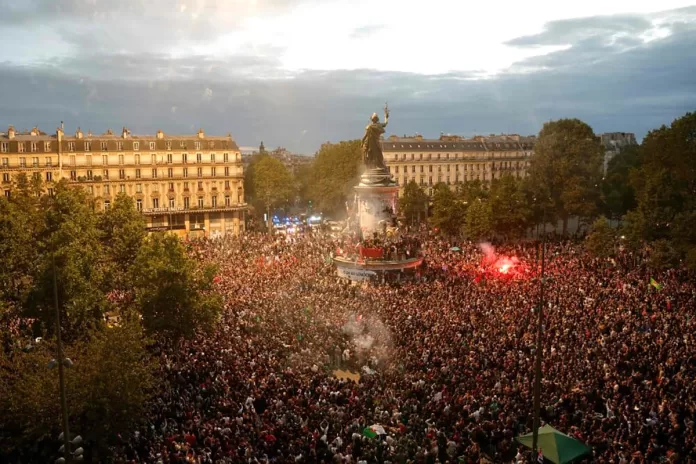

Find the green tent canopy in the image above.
[{"left": 517, "top": 425, "right": 591, "bottom": 464}]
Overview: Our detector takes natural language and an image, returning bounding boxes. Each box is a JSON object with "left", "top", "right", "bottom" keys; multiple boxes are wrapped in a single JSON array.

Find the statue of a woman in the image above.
[{"left": 361, "top": 104, "right": 389, "bottom": 170}]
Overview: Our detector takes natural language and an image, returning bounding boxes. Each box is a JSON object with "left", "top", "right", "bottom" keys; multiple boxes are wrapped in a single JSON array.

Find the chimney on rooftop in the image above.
[{"left": 7, "top": 125, "right": 15, "bottom": 139}]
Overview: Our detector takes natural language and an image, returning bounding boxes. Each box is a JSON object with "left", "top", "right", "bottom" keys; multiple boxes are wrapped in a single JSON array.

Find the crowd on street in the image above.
[{"left": 104, "top": 231, "right": 696, "bottom": 463}]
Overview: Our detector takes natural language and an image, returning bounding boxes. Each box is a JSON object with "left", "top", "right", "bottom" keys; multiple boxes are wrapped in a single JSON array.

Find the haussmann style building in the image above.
[
  {"left": 382, "top": 133, "right": 536, "bottom": 196},
  {"left": 0, "top": 125, "right": 246, "bottom": 238}
]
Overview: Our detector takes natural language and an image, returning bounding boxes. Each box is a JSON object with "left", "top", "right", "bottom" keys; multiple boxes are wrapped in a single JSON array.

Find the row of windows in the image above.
[
  {"left": 1, "top": 153, "right": 237, "bottom": 167},
  {"left": 389, "top": 162, "right": 525, "bottom": 174},
  {"left": 131, "top": 195, "right": 238, "bottom": 211},
  {"left": 2, "top": 172, "right": 52, "bottom": 182},
  {"left": 390, "top": 151, "right": 529, "bottom": 161},
  {"left": 395, "top": 170, "right": 524, "bottom": 187},
  {"left": 0, "top": 140, "right": 220, "bottom": 153},
  {"left": 68, "top": 165, "right": 237, "bottom": 181}
]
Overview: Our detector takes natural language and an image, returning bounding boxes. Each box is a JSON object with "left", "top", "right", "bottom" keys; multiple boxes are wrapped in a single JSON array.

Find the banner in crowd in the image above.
[
  {"left": 337, "top": 268, "right": 377, "bottom": 281},
  {"left": 359, "top": 247, "right": 384, "bottom": 259}
]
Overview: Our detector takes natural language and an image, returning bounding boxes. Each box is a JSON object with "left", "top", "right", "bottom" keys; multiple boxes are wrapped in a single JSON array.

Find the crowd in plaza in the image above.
[
  {"left": 334, "top": 235, "right": 422, "bottom": 263},
  {"left": 107, "top": 231, "right": 696, "bottom": 464}
]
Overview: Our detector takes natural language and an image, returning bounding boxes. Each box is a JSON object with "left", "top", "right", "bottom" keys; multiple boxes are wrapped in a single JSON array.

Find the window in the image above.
[
  {"left": 3, "top": 173, "right": 10, "bottom": 182},
  {"left": 85, "top": 142, "right": 91, "bottom": 151},
  {"left": 225, "top": 180, "right": 230, "bottom": 189},
  {"left": 19, "top": 157, "right": 26, "bottom": 167},
  {"left": 169, "top": 198, "right": 175, "bottom": 209},
  {"left": 211, "top": 167, "right": 216, "bottom": 176},
  {"left": 198, "top": 197, "right": 204, "bottom": 208},
  {"left": 136, "top": 183, "right": 142, "bottom": 193},
  {"left": 119, "top": 169, "right": 125, "bottom": 179},
  {"left": 151, "top": 154, "right": 157, "bottom": 165},
  {"left": 184, "top": 197, "right": 190, "bottom": 208},
  {"left": 87, "top": 170, "right": 93, "bottom": 180},
  {"left": 101, "top": 142, "right": 108, "bottom": 151},
  {"left": 149, "top": 142, "right": 156, "bottom": 150},
  {"left": 167, "top": 168, "right": 173, "bottom": 178},
  {"left": 182, "top": 153, "right": 188, "bottom": 164},
  {"left": 196, "top": 153, "right": 202, "bottom": 163},
  {"left": 224, "top": 167, "right": 229, "bottom": 176},
  {"left": 32, "top": 157, "right": 39, "bottom": 167},
  {"left": 31, "top": 142, "right": 38, "bottom": 152},
  {"left": 104, "top": 184, "right": 110, "bottom": 194},
  {"left": 152, "top": 169, "right": 158, "bottom": 179},
  {"left": 152, "top": 198, "right": 159, "bottom": 208},
  {"left": 135, "top": 169, "right": 141, "bottom": 179},
  {"left": 167, "top": 153, "right": 172, "bottom": 164},
  {"left": 197, "top": 167, "right": 202, "bottom": 177},
  {"left": 211, "top": 196, "right": 217, "bottom": 207},
  {"left": 225, "top": 196, "right": 230, "bottom": 206},
  {"left": 224, "top": 153, "right": 229, "bottom": 162},
  {"left": 183, "top": 168, "right": 188, "bottom": 178},
  {"left": 0, "top": 142, "right": 7, "bottom": 152},
  {"left": 168, "top": 182, "right": 174, "bottom": 191},
  {"left": 180, "top": 141, "right": 186, "bottom": 148},
  {"left": 210, "top": 153, "right": 216, "bottom": 163},
  {"left": 117, "top": 141, "right": 123, "bottom": 150},
  {"left": 135, "top": 154, "right": 140, "bottom": 164},
  {"left": 166, "top": 141, "right": 172, "bottom": 150},
  {"left": 103, "top": 170, "right": 109, "bottom": 180},
  {"left": 395, "top": 166, "right": 399, "bottom": 173},
  {"left": 68, "top": 142, "right": 75, "bottom": 152},
  {"left": 102, "top": 155, "right": 108, "bottom": 165},
  {"left": 120, "top": 184, "right": 125, "bottom": 193},
  {"left": 18, "top": 143, "right": 25, "bottom": 153},
  {"left": 4, "top": 190, "right": 10, "bottom": 198},
  {"left": 183, "top": 182, "right": 189, "bottom": 190},
  {"left": 136, "top": 199, "right": 142, "bottom": 211},
  {"left": 197, "top": 181, "right": 203, "bottom": 190},
  {"left": 70, "top": 170, "right": 76, "bottom": 180},
  {"left": 44, "top": 142, "right": 51, "bottom": 152},
  {"left": 133, "top": 142, "right": 140, "bottom": 150},
  {"left": 118, "top": 154, "right": 124, "bottom": 165},
  {"left": 194, "top": 141, "right": 201, "bottom": 150},
  {"left": 1, "top": 158, "right": 7, "bottom": 167},
  {"left": 47, "top": 188, "right": 54, "bottom": 196},
  {"left": 33, "top": 172, "right": 41, "bottom": 181},
  {"left": 86, "top": 155, "right": 92, "bottom": 166}
]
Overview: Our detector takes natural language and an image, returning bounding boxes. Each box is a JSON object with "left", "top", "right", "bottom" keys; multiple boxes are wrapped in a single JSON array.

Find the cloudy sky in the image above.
[{"left": 1, "top": 0, "right": 695, "bottom": 153}]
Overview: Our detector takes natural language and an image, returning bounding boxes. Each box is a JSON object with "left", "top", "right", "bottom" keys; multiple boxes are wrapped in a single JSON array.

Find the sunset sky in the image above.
[{"left": 1, "top": 0, "right": 695, "bottom": 152}]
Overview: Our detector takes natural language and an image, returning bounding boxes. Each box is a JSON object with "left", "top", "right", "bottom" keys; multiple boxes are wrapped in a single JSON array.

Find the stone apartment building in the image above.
[
  {"left": 382, "top": 133, "right": 535, "bottom": 195},
  {"left": 0, "top": 125, "right": 246, "bottom": 238}
]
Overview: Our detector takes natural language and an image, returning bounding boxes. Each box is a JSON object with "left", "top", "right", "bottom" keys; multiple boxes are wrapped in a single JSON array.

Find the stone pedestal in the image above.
[{"left": 355, "top": 167, "right": 398, "bottom": 238}]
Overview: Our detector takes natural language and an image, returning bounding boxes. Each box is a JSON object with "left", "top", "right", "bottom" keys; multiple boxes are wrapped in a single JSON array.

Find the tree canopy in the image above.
[
  {"left": 305, "top": 140, "right": 362, "bottom": 217},
  {"left": 527, "top": 119, "right": 604, "bottom": 234},
  {"left": 398, "top": 180, "right": 428, "bottom": 225},
  {"left": 430, "top": 182, "right": 466, "bottom": 236}
]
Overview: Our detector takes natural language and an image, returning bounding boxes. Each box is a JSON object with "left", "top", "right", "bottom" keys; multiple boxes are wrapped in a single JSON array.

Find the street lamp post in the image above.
[
  {"left": 531, "top": 205, "right": 547, "bottom": 462},
  {"left": 52, "top": 253, "right": 72, "bottom": 464}
]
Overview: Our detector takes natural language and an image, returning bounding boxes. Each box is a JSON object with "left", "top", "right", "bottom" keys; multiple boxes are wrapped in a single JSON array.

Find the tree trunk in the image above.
[{"left": 562, "top": 215, "right": 569, "bottom": 236}]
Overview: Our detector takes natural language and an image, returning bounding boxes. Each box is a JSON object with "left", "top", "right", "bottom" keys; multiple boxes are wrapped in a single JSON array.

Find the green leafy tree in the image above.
[
  {"left": 252, "top": 156, "right": 296, "bottom": 222},
  {"left": 464, "top": 199, "right": 493, "bottom": 242},
  {"left": 585, "top": 216, "right": 616, "bottom": 258},
  {"left": 0, "top": 178, "right": 44, "bottom": 306},
  {"left": 455, "top": 179, "right": 489, "bottom": 203},
  {"left": 398, "top": 180, "right": 428, "bottom": 224},
  {"left": 630, "top": 112, "right": 696, "bottom": 264},
  {"left": 601, "top": 144, "right": 641, "bottom": 222},
  {"left": 489, "top": 174, "right": 531, "bottom": 239},
  {"left": 306, "top": 140, "right": 362, "bottom": 216},
  {"left": 130, "top": 233, "right": 222, "bottom": 338},
  {"left": 430, "top": 182, "right": 466, "bottom": 236},
  {"left": 26, "top": 181, "right": 109, "bottom": 339},
  {"left": 527, "top": 119, "right": 604, "bottom": 234},
  {"left": 0, "top": 321, "right": 156, "bottom": 459},
  {"left": 98, "top": 193, "right": 147, "bottom": 292}
]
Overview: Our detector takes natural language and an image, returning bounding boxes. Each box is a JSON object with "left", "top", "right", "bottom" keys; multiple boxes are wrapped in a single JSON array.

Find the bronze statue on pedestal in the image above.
[{"left": 361, "top": 103, "right": 389, "bottom": 170}]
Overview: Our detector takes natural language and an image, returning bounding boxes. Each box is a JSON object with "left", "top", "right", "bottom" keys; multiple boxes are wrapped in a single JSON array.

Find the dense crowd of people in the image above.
[
  {"left": 335, "top": 236, "right": 422, "bottom": 263},
  {"left": 104, "top": 231, "right": 696, "bottom": 463}
]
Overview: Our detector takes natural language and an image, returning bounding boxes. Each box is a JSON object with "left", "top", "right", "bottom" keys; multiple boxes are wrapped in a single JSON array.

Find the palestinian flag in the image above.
[{"left": 650, "top": 277, "right": 663, "bottom": 290}]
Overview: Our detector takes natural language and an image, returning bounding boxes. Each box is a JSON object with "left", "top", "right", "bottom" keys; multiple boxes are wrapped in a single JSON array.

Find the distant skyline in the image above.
[{"left": 0, "top": 0, "right": 695, "bottom": 153}]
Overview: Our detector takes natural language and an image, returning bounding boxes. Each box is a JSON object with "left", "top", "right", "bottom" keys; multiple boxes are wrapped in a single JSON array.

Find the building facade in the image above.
[
  {"left": 599, "top": 132, "right": 637, "bottom": 174},
  {"left": 0, "top": 125, "right": 246, "bottom": 238},
  {"left": 382, "top": 133, "right": 535, "bottom": 195}
]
